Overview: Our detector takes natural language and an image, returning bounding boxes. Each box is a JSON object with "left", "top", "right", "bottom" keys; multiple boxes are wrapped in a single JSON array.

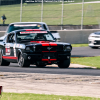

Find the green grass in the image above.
[
  {"left": 71, "top": 44, "right": 100, "bottom": 68},
  {"left": 0, "top": 1, "right": 100, "bottom": 25},
  {"left": 0, "top": 92, "right": 100, "bottom": 100},
  {"left": 71, "top": 44, "right": 88, "bottom": 47},
  {"left": 71, "top": 56, "right": 100, "bottom": 68}
]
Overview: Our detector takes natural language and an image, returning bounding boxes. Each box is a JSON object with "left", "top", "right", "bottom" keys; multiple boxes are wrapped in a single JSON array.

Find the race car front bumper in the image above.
[
  {"left": 22, "top": 52, "right": 71, "bottom": 63},
  {"left": 88, "top": 38, "right": 100, "bottom": 47}
]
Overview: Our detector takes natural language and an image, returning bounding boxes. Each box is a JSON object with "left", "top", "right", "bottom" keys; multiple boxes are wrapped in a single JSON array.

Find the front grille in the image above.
[
  {"left": 57, "top": 45, "right": 63, "bottom": 51},
  {"left": 42, "top": 52, "right": 57, "bottom": 59},
  {"left": 42, "top": 46, "right": 57, "bottom": 51},
  {"left": 94, "top": 40, "right": 100, "bottom": 45}
]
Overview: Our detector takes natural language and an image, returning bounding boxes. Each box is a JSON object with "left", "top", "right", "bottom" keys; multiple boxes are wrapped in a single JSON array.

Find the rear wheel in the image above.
[
  {"left": 90, "top": 47, "right": 98, "bottom": 49},
  {"left": 18, "top": 54, "right": 30, "bottom": 67},
  {"left": 58, "top": 58, "right": 70, "bottom": 68},
  {"left": 0, "top": 51, "right": 10, "bottom": 66}
]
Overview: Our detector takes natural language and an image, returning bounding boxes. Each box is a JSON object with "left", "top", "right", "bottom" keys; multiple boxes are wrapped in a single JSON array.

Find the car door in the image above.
[{"left": 4, "top": 33, "right": 16, "bottom": 62}]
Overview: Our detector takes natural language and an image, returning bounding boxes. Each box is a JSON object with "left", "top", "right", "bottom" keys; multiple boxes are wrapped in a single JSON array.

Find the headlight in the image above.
[
  {"left": 63, "top": 45, "right": 71, "bottom": 51},
  {"left": 25, "top": 47, "right": 31, "bottom": 51}
]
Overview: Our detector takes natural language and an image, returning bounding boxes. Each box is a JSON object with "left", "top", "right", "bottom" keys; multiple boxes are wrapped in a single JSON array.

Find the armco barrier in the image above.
[
  {"left": 0, "top": 31, "right": 5, "bottom": 37},
  {"left": 0, "top": 29, "right": 100, "bottom": 43}
]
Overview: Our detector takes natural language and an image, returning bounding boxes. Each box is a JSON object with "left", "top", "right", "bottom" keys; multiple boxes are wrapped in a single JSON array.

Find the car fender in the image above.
[{"left": 17, "top": 49, "right": 22, "bottom": 60}]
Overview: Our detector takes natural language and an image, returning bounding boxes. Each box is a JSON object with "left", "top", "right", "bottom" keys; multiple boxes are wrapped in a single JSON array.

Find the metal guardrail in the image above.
[{"left": 1, "top": 29, "right": 100, "bottom": 44}]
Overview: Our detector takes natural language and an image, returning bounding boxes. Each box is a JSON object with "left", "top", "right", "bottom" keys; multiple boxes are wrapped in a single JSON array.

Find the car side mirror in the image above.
[{"left": 54, "top": 38, "right": 60, "bottom": 42}]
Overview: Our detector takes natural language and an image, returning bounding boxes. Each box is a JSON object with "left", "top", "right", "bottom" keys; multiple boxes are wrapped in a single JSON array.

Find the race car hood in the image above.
[
  {"left": 25, "top": 41, "right": 72, "bottom": 52},
  {"left": 26, "top": 41, "right": 71, "bottom": 46}
]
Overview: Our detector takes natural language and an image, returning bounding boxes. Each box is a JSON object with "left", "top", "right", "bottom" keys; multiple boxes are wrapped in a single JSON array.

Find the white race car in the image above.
[{"left": 88, "top": 31, "right": 100, "bottom": 49}]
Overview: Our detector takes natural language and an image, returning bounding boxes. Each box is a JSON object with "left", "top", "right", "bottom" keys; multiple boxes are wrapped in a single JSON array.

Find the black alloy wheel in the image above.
[{"left": 18, "top": 54, "right": 30, "bottom": 67}]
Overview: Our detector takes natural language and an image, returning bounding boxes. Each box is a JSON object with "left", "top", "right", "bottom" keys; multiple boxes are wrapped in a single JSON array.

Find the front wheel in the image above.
[
  {"left": 58, "top": 58, "right": 70, "bottom": 68},
  {"left": 18, "top": 54, "right": 30, "bottom": 67}
]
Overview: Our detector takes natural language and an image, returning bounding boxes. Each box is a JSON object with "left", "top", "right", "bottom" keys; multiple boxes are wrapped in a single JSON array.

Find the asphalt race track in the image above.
[
  {"left": 71, "top": 47, "right": 100, "bottom": 57},
  {"left": 1, "top": 47, "right": 100, "bottom": 98},
  {"left": 0, "top": 63, "right": 100, "bottom": 76},
  {"left": 0, "top": 47, "right": 100, "bottom": 76}
]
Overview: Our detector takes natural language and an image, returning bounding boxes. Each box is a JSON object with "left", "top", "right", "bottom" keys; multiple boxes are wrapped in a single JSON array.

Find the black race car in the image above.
[{"left": 0, "top": 29, "right": 72, "bottom": 68}]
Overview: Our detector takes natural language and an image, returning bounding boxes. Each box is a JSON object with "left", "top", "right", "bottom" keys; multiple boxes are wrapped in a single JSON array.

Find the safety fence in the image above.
[{"left": 0, "top": 0, "right": 100, "bottom": 30}]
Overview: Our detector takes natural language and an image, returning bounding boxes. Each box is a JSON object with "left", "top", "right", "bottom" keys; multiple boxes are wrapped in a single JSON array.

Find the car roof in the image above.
[{"left": 9, "top": 22, "right": 47, "bottom": 25}]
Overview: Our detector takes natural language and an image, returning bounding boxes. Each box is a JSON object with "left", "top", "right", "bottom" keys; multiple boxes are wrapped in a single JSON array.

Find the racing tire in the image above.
[
  {"left": 18, "top": 54, "right": 30, "bottom": 67},
  {"left": 0, "top": 51, "right": 10, "bottom": 66},
  {"left": 58, "top": 58, "right": 70, "bottom": 68},
  {"left": 90, "top": 47, "right": 98, "bottom": 49}
]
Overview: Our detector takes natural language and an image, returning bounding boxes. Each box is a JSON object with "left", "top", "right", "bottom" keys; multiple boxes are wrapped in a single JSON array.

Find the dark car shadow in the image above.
[{"left": 29, "top": 65, "right": 98, "bottom": 70}]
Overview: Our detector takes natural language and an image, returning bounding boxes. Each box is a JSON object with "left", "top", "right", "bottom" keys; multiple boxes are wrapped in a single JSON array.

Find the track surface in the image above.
[
  {"left": 71, "top": 47, "right": 100, "bottom": 57},
  {"left": 0, "top": 63, "right": 100, "bottom": 76},
  {"left": 0, "top": 47, "right": 100, "bottom": 76},
  {"left": 0, "top": 46, "right": 100, "bottom": 98}
]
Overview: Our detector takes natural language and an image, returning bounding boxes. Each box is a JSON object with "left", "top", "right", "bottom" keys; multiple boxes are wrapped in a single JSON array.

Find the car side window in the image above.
[
  {"left": 6, "top": 25, "right": 14, "bottom": 33},
  {"left": 7, "top": 33, "right": 15, "bottom": 43}
]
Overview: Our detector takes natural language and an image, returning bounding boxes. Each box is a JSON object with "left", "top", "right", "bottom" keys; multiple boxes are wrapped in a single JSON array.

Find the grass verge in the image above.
[
  {"left": 71, "top": 56, "right": 100, "bottom": 68},
  {"left": 71, "top": 44, "right": 88, "bottom": 47},
  {"left": 0, "top": 92, "right": 100, "bottom": 100},
  {"left": 0, "top": 2, "right": 100, "bottom": 25}
]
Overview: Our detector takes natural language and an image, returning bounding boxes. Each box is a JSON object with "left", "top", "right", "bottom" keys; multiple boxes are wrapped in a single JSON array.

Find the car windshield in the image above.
[
  {"left": 16, "top": 31, "right": 55, "bottom": 43},
  {"left": 7, "top": 24, "right": 46, "bottom": 33}
]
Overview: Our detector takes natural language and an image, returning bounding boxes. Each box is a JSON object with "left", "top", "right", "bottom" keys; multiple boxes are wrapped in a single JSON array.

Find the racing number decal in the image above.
[{"left": 5, "top": 46, "right": 11, "bottom": 55}]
